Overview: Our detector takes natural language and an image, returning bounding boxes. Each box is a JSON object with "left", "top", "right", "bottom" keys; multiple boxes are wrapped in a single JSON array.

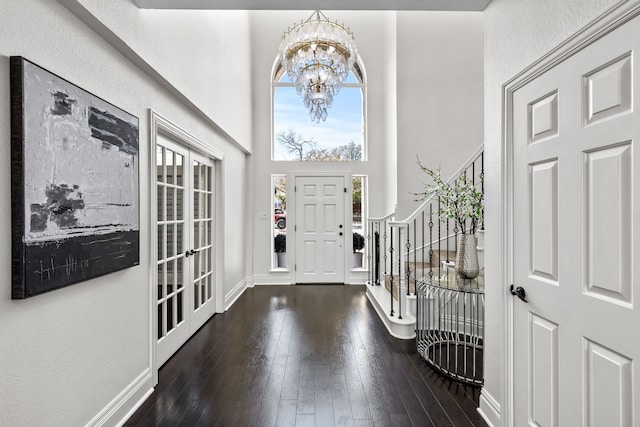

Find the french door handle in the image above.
[
  {"left": 510, "top": 285, "right": 528, "bottom": 303},
  {"left": 185, "top": 249, "right": 199, "bottom": 257}
]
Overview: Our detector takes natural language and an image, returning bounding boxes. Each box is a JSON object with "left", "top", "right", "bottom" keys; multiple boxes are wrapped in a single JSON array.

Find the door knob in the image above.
[
  {"left": 339, "top": 232, "right": 343, "bottom": 236},
  {"left": 339, "top": 224, "right": 343, "bottom": 228},
  {"left": 510, "top": 285, "right": 528, "bottom": 303}
]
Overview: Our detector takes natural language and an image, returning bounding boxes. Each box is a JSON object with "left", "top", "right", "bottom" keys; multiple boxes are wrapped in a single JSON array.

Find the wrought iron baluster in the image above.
[
  {"left": 398, "top": 227, "right": 403, "bottom": 320},
  {"left": 367, "top": 221, "right": 372, "bottom": 285},
  {"left": 383, "top": 220, "right": 388, "bottom": 278},
  {"left": 375, "top": 223, "right": 380, "bottom": 285},
  {"left": 429, "top": 204, "right": 434, "bottom": 281},
  {"left": 422, "top": 211, "right": 425, "bottom": 284},
  {"left": 412, "top": 218, "right": 416, "bottom": 296},
  {"left": 480, "top": 152, "right": 485, "bottom": 230},
  {"left": 389, "top": 226, "right": 394, "bottom": 317},
  {"left": 406, "top": 226, "right": 411, "bottom": 297}
]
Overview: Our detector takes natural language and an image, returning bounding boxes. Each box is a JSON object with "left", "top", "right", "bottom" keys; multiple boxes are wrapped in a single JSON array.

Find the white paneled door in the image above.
[
  {"left": 295, "top": 176, "right": 345, "bottom": 283},
  {"left": 512, "top": 16, "right": 640, "bottom": 426},
  {"left": 156, "top": 135, "right": 216, "bottom": 366}
]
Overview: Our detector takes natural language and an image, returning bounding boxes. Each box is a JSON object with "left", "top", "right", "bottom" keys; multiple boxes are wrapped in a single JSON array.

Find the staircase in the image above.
[
  {"left": 365, "top": 145, "right": 484, "bottom": 341},
  {"left": 384, "top": 249, "right": 457, "bottom": 298}
]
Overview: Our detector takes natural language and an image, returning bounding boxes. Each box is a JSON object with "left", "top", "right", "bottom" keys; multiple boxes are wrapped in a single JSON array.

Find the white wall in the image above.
[
  {"left": 68, "top": 0, "right": 253, "bottom": 152},
  {"left": 481, "top": 0, "right": 618, "bottom": 424},
  {"left": 382, "top": 12, "right": 398, "bottom": 217},
  {"left": 395, "top": 12, "right": 484, "bottom": 219},
  {"left": 0, "top": 0, "right": 249, "bottom": 425},
  {"left": 248, "top": 10, "right": 485, "bottom": 282},
  {"left": 248, "top": 10, "right": 394, "bottom": 283}
]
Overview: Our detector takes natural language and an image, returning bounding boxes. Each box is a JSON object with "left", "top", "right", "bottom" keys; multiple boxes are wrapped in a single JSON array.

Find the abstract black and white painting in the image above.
[{"left": 10, "top": 57, "right": 139, "bottom": 299}]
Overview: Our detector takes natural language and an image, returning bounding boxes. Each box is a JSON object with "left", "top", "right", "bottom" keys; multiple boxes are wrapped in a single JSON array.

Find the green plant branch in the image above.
[{"left": 413, "top": 156, "right": 484, "bottom": 235}]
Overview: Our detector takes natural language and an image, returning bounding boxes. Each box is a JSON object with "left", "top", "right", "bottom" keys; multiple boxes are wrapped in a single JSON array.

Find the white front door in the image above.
[
  {"left": 156, "top": 135, "right": 216, "bottom": 366},
  {"left": 512, "top": 16, "right": 640, "bottom": 426},
  {"left": 295, "top": 176, "right": 345, "bottom": 283}
]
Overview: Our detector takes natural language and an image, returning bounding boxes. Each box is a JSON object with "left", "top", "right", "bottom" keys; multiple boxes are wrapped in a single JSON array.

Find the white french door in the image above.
[
  {"left": 511, "top": 15, "right": 640, "bottom": 426},
  {"left": 295, "top": 176, "right": 345, "bottom": 283},
  {"left": 156, "top": 134, "right": 216, "bottom": 366}
]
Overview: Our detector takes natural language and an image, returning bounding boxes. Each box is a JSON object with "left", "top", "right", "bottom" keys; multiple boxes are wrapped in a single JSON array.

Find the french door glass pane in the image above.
[
  {"left": 177, "top": 223, "right": 183, "bottom": 255},
  {"left": 166, "top": 149, "right": 174, "bottom": 185},
  {"left": 157, "top": 186, "right": 164, "bottom": 221},
  {"left": 157, "top": 146, "right": 164, "bottom": 181},
  {"left": 177, "top": 291, "right": 183, "bottom": 323},
  {"left": 194, "top": 253, "right": 200, "bottom": 283},
  {"left": 176, "top": 154, "right": 183, "bottom": 186},
  {"left": 157, "top": 305, "right": 163, "bottom": 339},
  {"left": 167, "top": 188, "right": 174, "bottom": 221},
  {"left": 167, "top": 260, "right": 174, "bottom": 294},
  {"left": 167, "top": 297, "right": 174, "bottom": 332},
  {"left": 157, "top": 264, "right": 164, "bottom": 299},
  {"left": 157, "top": 225, "right": 164, "bottom": 260},
  {"left": 177, "top": 258, "right": 183, "bottom": 289},
  {"left": 176, "top": 188, "right": 183, "bottom": 220}
]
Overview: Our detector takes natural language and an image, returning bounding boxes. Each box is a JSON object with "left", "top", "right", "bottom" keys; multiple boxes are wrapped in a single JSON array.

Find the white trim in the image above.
[
  {"left": 57, "top": 0, "right": 249, "bottom": 155},
  {"left": 270, "top": 53, "right": 368, "bottom": 161},
  {"left": 246, "top": 275, "right": 255, "bottom": 288},
  {"left": 224, "top": 278, "right": 248, "bottom": 311},
  {"left": 215, "top": 156, "right": 226, "bottom": 314},
  {"left": 253, "top": 271, "right": 293, "bottom": 285},
  {"left": 478, "top": 389, "right": 501, "bottom": 427},
  {"left": 365, "top": 285, "right": 416, "bottom": 340},
  {"left": 85, "top": 368, "right": 153, "bottom": 427},
  {"left": 500, "top": 2, "right": 640, "bottom": 426},
  {"left": 151, "top": 111, "right": 224, "bottom": 161},
  {"left": 292, "top": 173, "right": 349, "bottom": 284},
  {"left": 347, "top": 269, "right": 368, "bottom": 285},
  {"left": 149, "top": 109, "right": 226, "bottom": 384}
]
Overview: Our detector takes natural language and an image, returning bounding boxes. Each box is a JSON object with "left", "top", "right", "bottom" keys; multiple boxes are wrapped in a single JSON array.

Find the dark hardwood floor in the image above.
[{"left": 125, "top": 285, "right": 487, "bottom": 427}]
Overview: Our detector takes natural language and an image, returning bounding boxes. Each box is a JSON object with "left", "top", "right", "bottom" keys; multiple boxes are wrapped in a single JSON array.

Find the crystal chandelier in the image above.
[{"left": 278, "top": 10, "right": 358, "bottom": 123}]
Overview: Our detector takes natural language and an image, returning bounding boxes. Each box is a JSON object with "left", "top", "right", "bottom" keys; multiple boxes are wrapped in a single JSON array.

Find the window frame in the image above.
[{"left": 271, "top": 59, "right": 367, "bottom": 161}]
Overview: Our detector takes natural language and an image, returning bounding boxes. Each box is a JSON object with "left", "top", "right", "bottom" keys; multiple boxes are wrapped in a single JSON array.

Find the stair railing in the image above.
[
  {"left": 388, "top": 144, "right": 485, "bottom": 386},
  {"left": 366, "top": 212, "right": 394, "bottom": 288},
  {"left": 366, "top": 146, "right": 484, "bottom": 322},
  {"left": 391, "top": 145, "right": 484, "bottom": 291}
]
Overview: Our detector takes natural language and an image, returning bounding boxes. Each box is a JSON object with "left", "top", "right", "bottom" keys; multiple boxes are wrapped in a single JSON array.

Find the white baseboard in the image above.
[
  {"left": 115, "top": 386, "right": 154, "bottom": 427},
  {"left": 253, "top": 273, "right": 292, "bottom": 285},
  {"left": 86, "top": 368, "right": 153, "bottom": 427},
  {"left": 246, "top": 276, "right": 255, "bottom": 288},
  {"left": 478, "top": 388, "right": 501, "bottom": 427},
  {"left": 347, "top": 269, "right": 368, "bottom": 284},
  {"left": 224, "top": 278, "right": 247, "bottom": 311},
  {"left": 365, "top": 285, "right": 416, "bottom": 340}
]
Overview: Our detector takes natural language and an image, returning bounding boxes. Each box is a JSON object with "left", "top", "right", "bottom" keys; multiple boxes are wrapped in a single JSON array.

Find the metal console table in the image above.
[{"left": 416, "top": 268, "right": 484, "bottom": 386}]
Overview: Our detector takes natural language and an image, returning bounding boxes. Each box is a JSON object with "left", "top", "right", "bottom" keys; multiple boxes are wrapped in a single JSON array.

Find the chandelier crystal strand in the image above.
[{"left": 279, "top": 10, "right": 357, "bottom": 123}]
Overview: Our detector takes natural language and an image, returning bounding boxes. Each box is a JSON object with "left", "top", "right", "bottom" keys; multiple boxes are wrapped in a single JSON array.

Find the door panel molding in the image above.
[
  {"left": 292, "top": 172, "right": 349, "bottom": 284},
  {"left": 500, "top": 2, "right": 640, "bottom": 426}
]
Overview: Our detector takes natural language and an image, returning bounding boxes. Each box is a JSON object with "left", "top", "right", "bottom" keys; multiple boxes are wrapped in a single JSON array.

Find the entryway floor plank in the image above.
[{"left": 125, "top": 285, "right": 486, "bottom": 427}]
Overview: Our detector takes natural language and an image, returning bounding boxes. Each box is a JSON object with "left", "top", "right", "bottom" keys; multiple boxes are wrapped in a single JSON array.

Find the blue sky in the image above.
[{"left": 273, "top": 74, "right": 363, "bottom": 160}]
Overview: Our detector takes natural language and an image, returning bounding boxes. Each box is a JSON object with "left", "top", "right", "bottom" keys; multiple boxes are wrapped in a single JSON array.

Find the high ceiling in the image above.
[{"left": 132, "top": 0, "right": 491, "bottom": 11}]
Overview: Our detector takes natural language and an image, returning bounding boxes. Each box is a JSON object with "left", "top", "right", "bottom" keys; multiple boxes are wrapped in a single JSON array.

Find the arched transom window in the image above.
[{"left": 272, "top": 61, "right": 366, "bottom": 161}]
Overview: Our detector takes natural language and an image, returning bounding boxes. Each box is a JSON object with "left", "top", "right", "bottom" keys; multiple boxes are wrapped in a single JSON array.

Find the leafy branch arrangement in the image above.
[{"left": 414, "top": 158, "right": 484, "bottom": 235}]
